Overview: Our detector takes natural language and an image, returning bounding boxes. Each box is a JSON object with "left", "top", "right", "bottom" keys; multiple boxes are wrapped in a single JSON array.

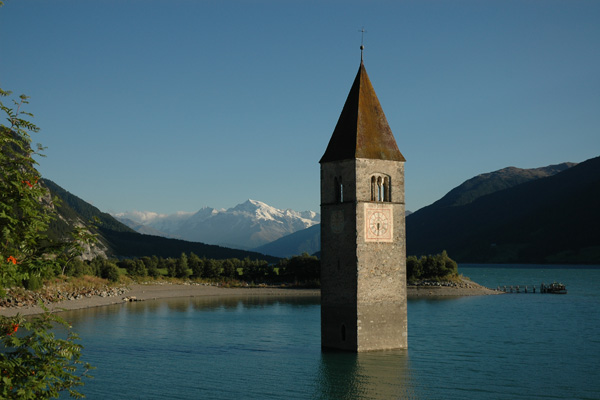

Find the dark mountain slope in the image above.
[
  {"left": 406, "top": 156, "right": 600, "bottom": 263},
  {"left": 97, "top": 228, "right": 279, "bottom": 262},
  {"left": 44, "top": 178, "right": 134, "bottom": 234},
  {"left": 254, "top": 224, "right": 321, "bottom": 258},
  {"left": 430, "top": 162, "right": 575, "bottom": 208}
]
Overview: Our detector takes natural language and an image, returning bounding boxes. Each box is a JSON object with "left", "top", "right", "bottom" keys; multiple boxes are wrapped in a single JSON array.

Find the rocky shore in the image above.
[
  {"left": 1, "top": 278, "right": 499, "bottom": 317},
  {"left": 0, "top": 282, "right": 319, "bottom": 317},
  {"left": 0, "top": 284, "right": 130, "bottom": 316},
  {"left": 407, "top": 277, "right": 500, "bottom": 297},
  {"left": 0, "top": 286, "right": 129, "bottom": 308}
]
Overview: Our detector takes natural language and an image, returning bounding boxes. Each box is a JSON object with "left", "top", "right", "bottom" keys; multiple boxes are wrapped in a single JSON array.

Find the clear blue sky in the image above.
[{"left": 2, "top": 0, "right": 599, "bottom": 215}]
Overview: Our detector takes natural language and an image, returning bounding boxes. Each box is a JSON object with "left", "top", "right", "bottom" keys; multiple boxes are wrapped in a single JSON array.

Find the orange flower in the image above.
[
  {"left": 21, "top": 178, "right": 38, "bottom": 187},
  {"left": 6, "top": 324, "right": 18, "bottom": 336},
  {"left": 6, "top": 256, "right": 17, "bottom": 265}
]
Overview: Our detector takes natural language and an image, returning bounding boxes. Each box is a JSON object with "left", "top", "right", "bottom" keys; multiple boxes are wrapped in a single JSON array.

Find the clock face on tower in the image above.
[
  {"left": 364, "top": 205, "right": 393, "bottom": 242},
  {"left": 369, "top": 212, "right": 388, "bottom": 236}
]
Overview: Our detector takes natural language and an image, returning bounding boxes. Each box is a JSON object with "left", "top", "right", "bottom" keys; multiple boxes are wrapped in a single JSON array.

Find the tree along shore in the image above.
[{"left": 1, "top": 250, "right": 500, "bottom": 317}]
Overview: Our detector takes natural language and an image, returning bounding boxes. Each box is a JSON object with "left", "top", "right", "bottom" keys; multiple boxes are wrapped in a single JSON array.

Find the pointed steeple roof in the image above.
[{"left": 320, "top": 61, "right": 405, "bottom": 163}]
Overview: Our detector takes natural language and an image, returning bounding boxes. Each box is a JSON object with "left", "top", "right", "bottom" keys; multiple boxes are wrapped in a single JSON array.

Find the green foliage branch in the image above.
[
  {"left": 58, "top": 223, "right": 99, "bottom": 276},
  {"left": 0, "top": 89, "right": 58, "bottom": 292},
  {"left": 1, "top": 86, "right": 93, "bottom": 397},
  {"left": 0, "top": 307, "right": 93, "bottom": 399}
]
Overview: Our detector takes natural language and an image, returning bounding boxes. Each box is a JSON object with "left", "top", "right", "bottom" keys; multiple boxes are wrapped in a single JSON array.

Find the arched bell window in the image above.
[{"left": 370, "top": 174, "right": 391, "bottom": 202}]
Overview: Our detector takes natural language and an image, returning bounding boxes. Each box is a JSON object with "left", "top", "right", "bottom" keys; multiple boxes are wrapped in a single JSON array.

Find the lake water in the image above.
[{"left": 61, "top": 265, "right": 600, "bottom": 399}]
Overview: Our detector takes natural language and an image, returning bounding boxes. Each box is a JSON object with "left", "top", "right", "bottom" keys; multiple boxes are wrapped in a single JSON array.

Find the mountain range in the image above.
[
  {"left": 113, "top": 200, "right": 320, "bottom": 250},
  {"left": 429, "top": 163, "right": 575, "bottom": 208},
  {"left": 406, "top": 158, "right": 600, "bottom": 263},
  {"left": 250, "top": 158, "right": 599, "bottom": 263},
  {"left": 43, "top": 155, "right": 600, "bottom": 264},
  {"left": 43, "top": 180, "right": 279, "bottom": 262}
]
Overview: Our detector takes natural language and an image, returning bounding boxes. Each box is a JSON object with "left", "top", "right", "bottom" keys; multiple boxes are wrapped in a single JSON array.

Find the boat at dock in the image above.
[
  {"left": 541, "top": 282, "right": 567, "bottom": 294},
  {"left": 496, "top": 282, "right": 568, "bottom": 294}
]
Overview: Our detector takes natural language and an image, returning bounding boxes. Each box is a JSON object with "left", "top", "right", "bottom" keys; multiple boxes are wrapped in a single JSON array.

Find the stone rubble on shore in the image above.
[
  {"left": 1, "top": 277, "right": 497, "bottom": 314},
  {"left": 406, "top": 277, "right": 499, "bottom": 297},
  {"left": 408, "top": 279, "right": 478, "bottom": 289},
  {"left": 0, "top": 281, "right": 232, "bottom": 311},
  {"left": 0, "top": 285, "right": 130, "bottom": 309}
]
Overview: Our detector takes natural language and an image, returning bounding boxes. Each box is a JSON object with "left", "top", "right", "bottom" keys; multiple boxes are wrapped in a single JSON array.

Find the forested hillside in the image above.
[
  {"left": 406, "top": 156, "right": 600, "bottom": 264},
  {"left": 430, "top": 162, "right": 574, "bottom": 208}
]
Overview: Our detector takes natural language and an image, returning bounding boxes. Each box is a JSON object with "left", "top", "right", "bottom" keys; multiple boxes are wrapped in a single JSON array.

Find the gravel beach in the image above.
[{"left": 0, "top": 279, "right": 499, "bottom": 317}]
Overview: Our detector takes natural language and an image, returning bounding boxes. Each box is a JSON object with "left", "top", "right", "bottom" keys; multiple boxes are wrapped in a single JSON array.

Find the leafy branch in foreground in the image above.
[
  {"left": 1, "top": 84, "right": 94, "bottom": 397},
  {"left": 0, "top": 307, "right": 94, "bottom": 399},
  {"left": 1, "top": 89, "right": 57, "bottom": 293}
]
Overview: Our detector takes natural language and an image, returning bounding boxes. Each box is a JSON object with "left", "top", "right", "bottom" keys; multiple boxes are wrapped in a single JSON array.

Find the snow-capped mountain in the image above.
[{"left": 112, "top": 199, "right": 320, "bottom": 250}]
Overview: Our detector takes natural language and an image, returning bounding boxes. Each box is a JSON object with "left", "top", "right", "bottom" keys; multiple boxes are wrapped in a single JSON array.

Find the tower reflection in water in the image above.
[
  {"left": 61, "top": 297, "right": 418, "bottom": 399},
  {"left": 316, "top": 350, "right": 418, "bottom": 400}
]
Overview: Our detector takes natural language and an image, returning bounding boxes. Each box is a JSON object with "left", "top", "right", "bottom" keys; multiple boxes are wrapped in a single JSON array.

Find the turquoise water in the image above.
[{"left": 61, "top": 265, "right": 600, "bottom": 399}]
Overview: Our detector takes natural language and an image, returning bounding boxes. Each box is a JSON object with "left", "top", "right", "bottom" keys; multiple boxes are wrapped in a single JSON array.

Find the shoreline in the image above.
[
  {"left": 0, "top": 280, "right": 499, "bottom": 317},
  {"left": 407, "top": 277, "right": 500, "bottom": 298}
]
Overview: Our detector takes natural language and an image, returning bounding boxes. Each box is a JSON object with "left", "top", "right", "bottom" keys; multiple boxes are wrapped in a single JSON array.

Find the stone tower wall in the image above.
[
  {"left": 320, "top": 160, "right": 359, "bottom": 350},
  {"left": 355, "top": 158, "right": 406, "bottom": 303},
  {"left": 320, "top": 158, "right": 407, "bottom": 351},
  {"left": 355, "top": 158, "right": 407, "bottom": 350}
]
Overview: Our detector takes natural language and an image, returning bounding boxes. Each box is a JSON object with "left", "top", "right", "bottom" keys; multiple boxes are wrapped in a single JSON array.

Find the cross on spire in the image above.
[{"left": 359, "top": 27, "right": 367, "bottom": 60}]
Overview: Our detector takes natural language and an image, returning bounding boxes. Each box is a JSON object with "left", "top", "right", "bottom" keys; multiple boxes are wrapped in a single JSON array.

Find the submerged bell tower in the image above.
[{"left": 319, "top": 52, "right": 407, "bottom": 352}]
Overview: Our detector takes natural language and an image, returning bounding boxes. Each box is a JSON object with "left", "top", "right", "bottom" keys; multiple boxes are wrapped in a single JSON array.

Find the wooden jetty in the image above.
[{"left": 496, "top": 282, "right": 567, "bottom": 294}]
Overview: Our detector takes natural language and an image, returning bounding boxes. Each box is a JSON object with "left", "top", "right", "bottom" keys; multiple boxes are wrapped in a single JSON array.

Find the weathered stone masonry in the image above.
[{"left": 320, "top": 59, "right": 407, "bottom": 352}]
